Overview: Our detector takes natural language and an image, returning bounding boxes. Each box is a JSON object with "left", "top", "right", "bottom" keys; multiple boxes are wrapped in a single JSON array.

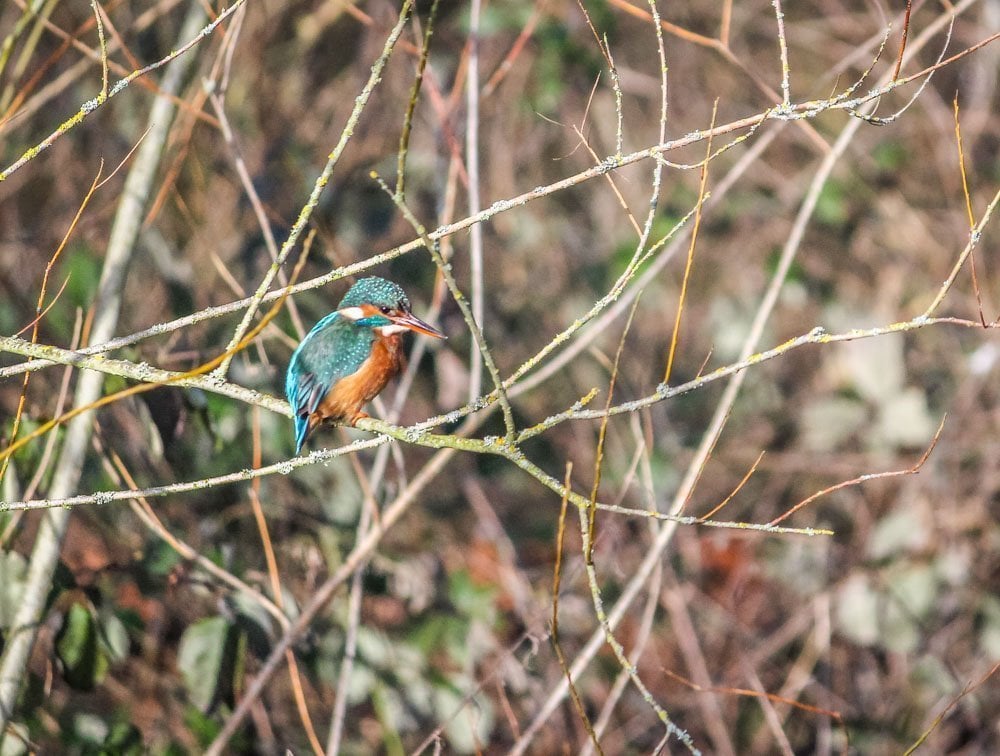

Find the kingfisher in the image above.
[{"left": 285, "top": 276, "right": 445, "bottom": 454}]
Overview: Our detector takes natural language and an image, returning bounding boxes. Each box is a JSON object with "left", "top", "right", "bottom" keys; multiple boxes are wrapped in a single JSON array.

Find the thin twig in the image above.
[
  {"left": 587, "top": 298, "right": 640, "bottom": 562},
  {"left": 892, "top": 0, "right": 914, "bottom": 81},
  {"left": 903, "top": 660, "right": 1000, "bottom": 755},
  {"left": 90, "top": 0, "right": 109, "bottom": 101},
  {"left": 698, "top": 451, "right": 766, "bottom": 522},
  {"left": 396, "top": 0, "right": 441, "bottom": 198},
  {"left": 771, "top": 0, "right": 791, "bottom": 105},
  {"left": 466, "top": 0, "right": 485, "bottom": 404},
  {"left": 768, "top": 416, "right": 946, "bottom": 526},
  {"left": 509, "top": 18, "right": 942, "bottom": 743},
  {"left": 584, "top": 418, "right": 664, "bottom": 752},
  {"left": 0, "top": 311, "right": 82, "bottom": 549},
  {"left": 551, "top": 463, "right": 602, "bottom": 754},
  {"left": 206, "top": 80, "right": 305, "bottom": 336},
  {"left": 923, "top": 185, "right": 1000, "bottom": 317},
  {"left": 0, "top": 1, "right": 243, "bottom": 181},
  {"left": 664, "top": 101, "right": 715, "bottom": 383},
  {"left": 481, "top": 0, "right": 544, "bottom": 96},
  {"left": 952, "top": 94, "right": 987, "bottom": 325},
  {"left": 204, "top": 434, "right": 473, "bottom": 755}
]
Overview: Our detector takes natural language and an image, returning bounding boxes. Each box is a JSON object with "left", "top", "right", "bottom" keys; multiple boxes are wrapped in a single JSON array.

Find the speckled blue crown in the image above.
[{"left": 338, "top": 277, "right": 410, "bottom": 310}]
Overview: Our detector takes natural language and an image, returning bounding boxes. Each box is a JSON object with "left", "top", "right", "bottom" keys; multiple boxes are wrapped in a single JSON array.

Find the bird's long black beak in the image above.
[{"left": 392, "top": 311, "right": 446, "bottom": 339}]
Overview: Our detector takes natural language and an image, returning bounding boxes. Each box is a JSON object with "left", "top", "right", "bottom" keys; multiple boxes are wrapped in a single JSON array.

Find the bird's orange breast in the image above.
[{"left": 314, "top": 334, "right": 403, "bottom": 427}]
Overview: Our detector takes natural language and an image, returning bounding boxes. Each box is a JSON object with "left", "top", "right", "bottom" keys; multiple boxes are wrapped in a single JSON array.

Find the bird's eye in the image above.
[{"left": 379, "top": 305, "right": 391, "bottom": 315}]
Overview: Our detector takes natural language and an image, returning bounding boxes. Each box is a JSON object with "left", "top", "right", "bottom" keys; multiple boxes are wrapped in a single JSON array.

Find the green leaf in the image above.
[
  {"left": 448, "top": 570, "right": 497, "bottom": 623},
  {"left": 142, "top": 540, "right": 183, "bottom": 577},
  {"left": 56, "top": 603, "right": 108, "bottom": 690},
  {"left": 102, "top": 721, "right": 144, "bottom": 755},
  {"left": 227, "top": 590, "right": 277, "bottom": 657},
  {"left": 184, "top": 706, "right": 222, "bottom": 748},
  {"left": 177, "top": 616, "right": 237, "bottom": 712},
  {"left": 371, "top": 684, "right": 406, "bottom": 756},
  {"left": 97, "top": 609, "right": 131, "bottom": 663},
  {"left": 409, "top": 615, "right": 467, "bottom": 657},
  {"left": 64, "top": 246, "right": 101, "bottom": 308},
  {"left": 815, "top": 180, "right": 848, "bottom": 227},
  {"left": 873, "top": 141, "right": 908, "bottom": 171}
]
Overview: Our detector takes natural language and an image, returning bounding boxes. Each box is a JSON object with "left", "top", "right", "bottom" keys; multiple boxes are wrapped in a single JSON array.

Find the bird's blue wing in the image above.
[{"left": 285, "top": 312, "right": 371, "bottom": 453}]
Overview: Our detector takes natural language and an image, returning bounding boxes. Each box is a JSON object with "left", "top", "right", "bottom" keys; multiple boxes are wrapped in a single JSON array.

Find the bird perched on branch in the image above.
[{"left": 285, "top": 276, "right": 445, "bottom": 453}]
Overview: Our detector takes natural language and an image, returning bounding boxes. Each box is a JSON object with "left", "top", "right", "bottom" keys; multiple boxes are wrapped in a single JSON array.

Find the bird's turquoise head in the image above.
[
  {"left": 339, "top": 277, "right": 410, "bottom": 312},
  {"left": 336, "top": 277, "right": 445, "bottom": 338}
]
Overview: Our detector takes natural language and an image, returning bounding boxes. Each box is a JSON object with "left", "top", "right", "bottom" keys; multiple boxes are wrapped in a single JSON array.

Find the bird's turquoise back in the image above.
[{"left": 285, "top": 312, "right": 375, "bottom": 452}]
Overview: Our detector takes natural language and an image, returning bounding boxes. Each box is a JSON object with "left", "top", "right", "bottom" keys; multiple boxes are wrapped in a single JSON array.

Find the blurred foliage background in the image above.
[{"left": 1, "top": 0, "right": 1000, "bottom": 753}]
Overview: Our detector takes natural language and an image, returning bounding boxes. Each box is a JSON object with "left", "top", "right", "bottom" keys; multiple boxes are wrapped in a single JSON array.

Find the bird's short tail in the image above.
[{"left": 293, "top": 412, "right": 310, "bottom": 454}]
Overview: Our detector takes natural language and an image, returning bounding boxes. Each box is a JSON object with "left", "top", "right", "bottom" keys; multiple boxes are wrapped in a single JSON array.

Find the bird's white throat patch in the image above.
[
  {"left": 337, "top": 306, "right": 366, "bottom": 320},
  {"left": 377, "top": 324, "right": 410, "bottom": 336}
]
